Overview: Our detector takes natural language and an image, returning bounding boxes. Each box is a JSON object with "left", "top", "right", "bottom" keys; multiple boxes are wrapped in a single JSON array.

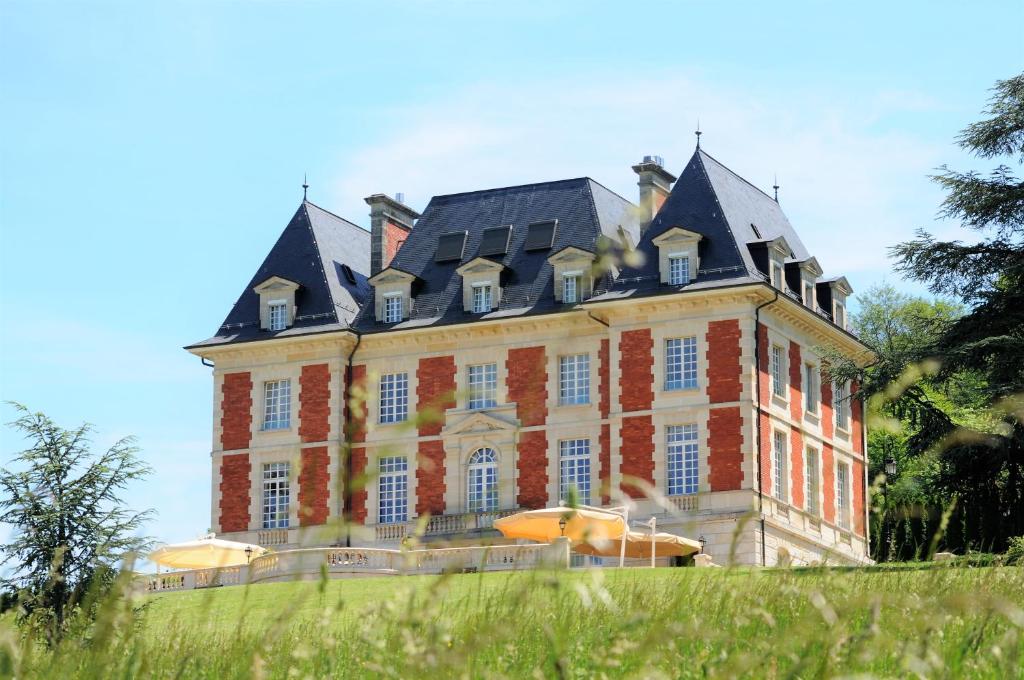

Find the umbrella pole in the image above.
[
  {"left": 650, "top": 516, "right": 656, "bottom": 569},
  {"left": 620, "top": 506, "right": 628, "bottom": 568}
]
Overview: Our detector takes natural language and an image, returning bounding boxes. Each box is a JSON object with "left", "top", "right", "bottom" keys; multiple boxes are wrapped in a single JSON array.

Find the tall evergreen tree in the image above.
[{"left": 0, "top": 404, "right": 153, "bottom": 642}]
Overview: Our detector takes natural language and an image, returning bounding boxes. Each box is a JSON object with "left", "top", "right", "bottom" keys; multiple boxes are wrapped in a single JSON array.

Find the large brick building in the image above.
[{"left": 188, "top": 147, "right": 870, "bottom": 566}]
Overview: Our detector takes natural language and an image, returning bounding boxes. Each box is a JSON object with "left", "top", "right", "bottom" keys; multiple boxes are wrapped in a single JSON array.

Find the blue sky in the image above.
[{"left": 1, "top": 1, "right": 1022, "bottom": 547}]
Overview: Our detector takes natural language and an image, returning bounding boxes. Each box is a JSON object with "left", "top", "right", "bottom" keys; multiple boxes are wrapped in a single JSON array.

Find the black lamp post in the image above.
[
  {"left": 558, "top": 516, "right": 568, "bottom": 537},
  {"left": 882, "top": 456, "right": 897, "bottom": 561},
  {"left": 244, "top": 546, "right": 253, "bottom": 564},
  {"left": 698, "top": 535, "right": 706, "bottom": 554}
]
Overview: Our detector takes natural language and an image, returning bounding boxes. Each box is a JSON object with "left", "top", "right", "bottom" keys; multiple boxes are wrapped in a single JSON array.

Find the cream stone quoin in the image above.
[{"left": 185, "top": 149, "right": 874, "bottom": 569}]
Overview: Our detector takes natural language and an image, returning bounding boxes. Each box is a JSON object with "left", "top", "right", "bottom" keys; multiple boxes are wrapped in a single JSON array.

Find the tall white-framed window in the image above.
[
  {"left": 836, "top": 462, "right": 850, "bottom": 529},
  {"left": 772, "top": 430, "right": 788, "bottom": 502},
  {"left": 472, "top": 283, "right": 492, "bottom": 313},
  {"left": 262, "top": 462, "right": 290, "bottom": 529},
  {"left": 378, "top": 456, "right": 408, "bottom": 525},
  {"left": 804, "top": 363, "right": 819, "bottom": 415},
  {"left": 666, "top": 424, "right": 699, "bottom": 496},
  {"left": 805, "top": 448, "right": 820, "bottom": 515},
  {"left": 834, "top": 381, "right": 849, "bottom": 430},
  {"left": 668, "top": 254, "right": 690, "bottom": 285},
  {"left": 559, "top": 354, "right": 590, "bottom": 405},
  {"left": 665, "top": 337, "right": 698, "bottom": 390},
  {"left": 383, "top": 293, "right": 403, "bottom": 323},
  {"left": 268, "top": 300, "right": 288, "bottom": 331},
  {"left": 467, "top": 448, "right": 498, "bottom": 512},
  {"left": 559, "top": 439, "right": 591, "bottom": 505},
  {"left": 379, "top": 373, "right": 408, "bottom": 424},
  {"left": 562, "top": 272, "right": 581, "bottom": 304},
  {"left": 263, "top": 379, "right": 291, "bottom": 430},
  {"left": 468, "top": 363, "right": 497, "bottom": 409},
  {"left": 770, "top": 344, "right": 786, "bottom": 398}
]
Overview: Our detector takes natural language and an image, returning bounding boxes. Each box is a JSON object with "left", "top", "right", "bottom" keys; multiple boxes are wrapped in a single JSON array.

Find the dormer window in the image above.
[
  {"left": 547, "top": 247, "right": 595, "bottom": 303},
  {"left": 472, "top": 283, "right": 493, "bottom": 313},
  {"left": 771, "top": 261, "right": 784, "bottom": 289},
  {"left": 254, "top": 276, "right": 300, "bottom": 332},
  {"left": 268, "top": 301, "right": 288, "bottom": 331},
  {"left": 803, "top": 282, "right": 815, "bottom": 308},
  {"left": 369, "top": 267, "right": 418, "bottom": 323},
  {"left": 457, "top": 257, "right": 504, "bottom": 314},
  {"left": 383, "top": 293, "right": 403, "bottom": 323},
  {"left": 668, "top": 255, "right": 690, "bottom": 285},
  {"left": 652, "top": 227, "right": 702, "bottom": 286},
  {"left": 563, "top": 272, "right": 581, "bottom": 304},
  {"left": 834, "top": 301, "right": 846, "bottom": 330}
]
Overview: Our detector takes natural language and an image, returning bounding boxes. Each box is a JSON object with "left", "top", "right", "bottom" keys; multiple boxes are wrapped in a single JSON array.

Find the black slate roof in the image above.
[
  {"left": 352, "top": 177, "right": 641, "bottom": 333},
  {"left": 188, "top": 201, "right": 370, "bottom": 348}
]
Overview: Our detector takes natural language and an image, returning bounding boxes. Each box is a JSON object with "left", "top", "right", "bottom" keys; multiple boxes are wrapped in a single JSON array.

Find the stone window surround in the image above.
[
  {"left": 547, "top": 247, "right": 595, "bottom": 303},
  {"left": 441, "top": 417, "right": 518, "bottom": 514},
  {"left": 454, "top": 349, "right": 509, "bottom": 412},
  {"left": 651, "top": 408, "right": 709, "bottom": 497},
  {"left": 366, "top": 446, "right": 418, "bottom": 526},
  {"left": 242, "top": 446, "right": 303, "bottom": 532},
  {"left": 652, "top": 227, "right": 702, "bottom": 285},
  {"left": 254, "top": 276, "right": 300, "bottom": 331},
  {"left": 804, "top": 444, "right": 821, "bottom": 516},
  {"left": 368, "top": 268, "right": 417, "bottom": 322},
  {"left": 456, "top": 257, "right": 505, "bottom": 313},
  {"left": 772, "top": 427, "right": 789, "bottom": 503},
  {"left": 363, "top": 360, "right": 419, "bottom": 436},
  {"left": 651, "top": 320, "right": 706, "bottom": 406},
  {"left": 803, "top": 358, "right": 821, "bottom": 426},
  {"left": 544, "top": 422, "right": 598, "bottom": 508},
  {"left": 763, "top": 325, "right": 791, "bottom": 410}
]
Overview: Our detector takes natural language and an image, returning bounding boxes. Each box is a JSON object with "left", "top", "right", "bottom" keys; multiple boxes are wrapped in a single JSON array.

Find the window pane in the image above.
[
  {"left": 559, "top": 439, "right": 591, "bottom": 505},
  {"left": 837, "top": 463, "right": 849, "bottom": 529},
  {"left": 771, "top": 345, "right": 786, "bottom": 397},
  {"left": 379, "top": 373, "right": 409, "bottom": 423},
  {"left": 384, "top": 295, "right": 403, "bottom": 323},
  {"left": 563, "top": 275, "right": 579, "bottom": 304},
  {"left": 834, "top": 382, "right": 849, "bottom": 429},
  {"left": 804, "top": 364, "right": 818, "bottom": 414},
  {"left": 669, "top": 256, "right": 689, "bottom": 285},
  {"left": 773, "top": 431, "right": 787, "bottom": 502},
  {"left": 473, "top": 285, "right": 492, "bottom": 313},
  {"left": 805, "top": 449, "right": 819, "bottom": 515},
  {"left": 262, "top": 462, "right": 290, "bottom": 529},
  {"left": 559, "top": 354, "right": 590, "bottom": 405},
  {"left": 378, "top": 456, "right": 408, "bottom": 524},
  {"left": 263, "top": 380, "right": 291, "bottom": 430},
  {"left": 665, "top": 337, "right": 697, "bottom": 391},
  {"left": 468, "top": 363, "right": 497, "bottom": 409},
  {"left": 269, "top": 302, "right": 287, "bottom": 331},
  {"left": 667, "top": 424, "right": 699, "bottom": 496}
]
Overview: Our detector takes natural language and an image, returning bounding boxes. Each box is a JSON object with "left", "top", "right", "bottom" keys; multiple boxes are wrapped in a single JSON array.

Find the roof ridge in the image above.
[
  {"left": 430, "top": 176, "right": 592, "bottom": 202},
  {"left": 692, "top": 151, "right": 755, "bottom": 276},
  {"left": 698, "top": 149, "right": 777, "bottom": 203},
  {"left": 303, "top": 199, "right": 368, "bottom": 233},
  {"left": 301, "top": 203, "right": 341, "bottom": 326}
]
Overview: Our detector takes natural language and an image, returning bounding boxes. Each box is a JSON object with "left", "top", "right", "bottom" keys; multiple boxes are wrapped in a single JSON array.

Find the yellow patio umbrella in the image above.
[
  {"left": 573, "top": 530, "right": 701, "bottom": 560},
  {"left": 149, "top": 534, "right": 267, "bottom": 570},
  {"left": 493, "top": 506, "right": 627, "bottom": 546}
]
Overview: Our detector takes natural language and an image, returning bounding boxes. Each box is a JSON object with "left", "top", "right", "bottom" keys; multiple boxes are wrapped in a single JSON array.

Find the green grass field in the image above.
[{"left": 4, "top": 564, "right": 1024, "bottom": 678}]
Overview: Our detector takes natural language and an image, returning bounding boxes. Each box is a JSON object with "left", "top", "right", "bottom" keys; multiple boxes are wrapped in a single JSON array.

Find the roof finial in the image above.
[
  {"left": 302, "top": 173, "right": 309, "bottom": 201},
  {"left": 695, "top": 119, "right": 702, "bottom": 149},
  {"left": 772, "top": 174, "right": 779, "bottom": 203}
]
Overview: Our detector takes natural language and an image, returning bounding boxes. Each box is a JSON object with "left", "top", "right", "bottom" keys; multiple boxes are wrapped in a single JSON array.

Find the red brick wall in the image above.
[
  {"left": 347, "top": 365, "right": 368, "bottom": 444},
  {"left": 221, "top": 372, "right": 252, "bottom": 451},
  {"left": 789, "top": 341, "right": 803, "bottom": 420},
  {"left": 349, "top": 446, "right": 368, "bottom": 524},
  {"left": 822, "top": 443, "right": 835, "bottom": 524},
  {"left": 298, "top": 446, "right": 330, "bottom": 526},
  {"left": 620, "top": 415, "right": 654, "bottom": 498},
  {"left": 619, "top": 329, "right": 653, "bottom": 412},
  {"left": 383, "top": 219, "right": 410, "bottom": 270},
  {"left": 756, "top": 323, "right": 770, "bottom": 406},
  {"left": 507, "top": 347, "right": 547, "bottom": 427},
  {"left": 417, "top": 355, "right": 456, "bottom": 437},
  {"left": 851, "top": 381, "right": 864, "bottom": 454},
  {"left": 598, "top": 338, "right": 610, "bottom": 418},
  {"left": 219, "top": 453, "right": 251, "bottom": 532},
  {"left": 852, "top": 458, "right": 865, "bottom": 536},
  {"left": 790, "top": 427, "right": 804, "bottom": 509},
  {"left": 708, "top": 407, "right": 744, "bottom": 490},
  {"left": 759, "top": 411, "right": 772, "bottom": 497},
  {"left": 706, "top": 319, "right": 742, "bottom": 403},
  {"left": 821, "top": 375, "right": 834, "bottom": 440},
  {"left": 599, "top": 423, "right": 611, "bottom": 504},
  {"left": 416, "top": 440, "right": 446, "bottom": 515},
  {"left": 299, "top": 364, "right": 331, "bottom": 443},
  {"left": 516, "top": 431, "right": 548, "bottom": 508}
]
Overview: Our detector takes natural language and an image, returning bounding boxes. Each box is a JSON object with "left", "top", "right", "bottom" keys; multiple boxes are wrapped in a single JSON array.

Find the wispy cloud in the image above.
[{"left": 327, "top": 71, "right": 961, "bottom": 284}]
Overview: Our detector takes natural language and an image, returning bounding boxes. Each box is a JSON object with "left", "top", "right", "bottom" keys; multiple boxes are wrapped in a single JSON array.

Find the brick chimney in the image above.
[
  {"left": 365, "top": 193, "right": 420, "bottom": 275},
  {"left": 632, "top": 155, "right": 677, "bottom": 232}
]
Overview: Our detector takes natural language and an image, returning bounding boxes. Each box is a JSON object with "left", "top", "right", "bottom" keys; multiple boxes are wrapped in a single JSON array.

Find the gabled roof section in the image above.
[
  {"left": 352, "top": 177, "right": 640, "bottom": 332},
  {"left": 188, "top": 200, "right": 370, "bottom": 348}
]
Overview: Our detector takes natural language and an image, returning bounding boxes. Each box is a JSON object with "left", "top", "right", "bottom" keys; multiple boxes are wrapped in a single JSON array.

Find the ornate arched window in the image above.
[{"left": 467, "top": 448, "right": 498, "bottom": 512}]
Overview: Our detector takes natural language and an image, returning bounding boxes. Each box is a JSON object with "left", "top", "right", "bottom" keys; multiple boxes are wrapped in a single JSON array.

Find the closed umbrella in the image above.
[{"left": 149, "top": 534, "right": 267, "bottom": 570}]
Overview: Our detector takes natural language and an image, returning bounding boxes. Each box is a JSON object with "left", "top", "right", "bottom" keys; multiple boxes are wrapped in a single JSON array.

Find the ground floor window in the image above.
[
  {"left": 262, "top": 462, "right": 290, "bottom": 529},
  {"left": 467, "top": 448, "right": 498, "bottom": 511},
  {"left": 667, "top": 424, "right": 699, "bottom": 495},
  {"left": 378, "top": 456, "right": 408, "bottom": 525},
  {"left": 559, "top": 439, "right": 591, "bottom": 505}
]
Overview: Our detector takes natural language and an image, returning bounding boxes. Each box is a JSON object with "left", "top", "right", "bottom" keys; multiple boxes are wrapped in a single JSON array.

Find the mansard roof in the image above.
[
  {"left": 603, "top": 149, "right": 811, "bottom": 298},
  {"left": 188, "top": 200, "right": 370, "bottom": 348},
  {"left": 351, "top": 177, "right": 641, "bottom": 332}
]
